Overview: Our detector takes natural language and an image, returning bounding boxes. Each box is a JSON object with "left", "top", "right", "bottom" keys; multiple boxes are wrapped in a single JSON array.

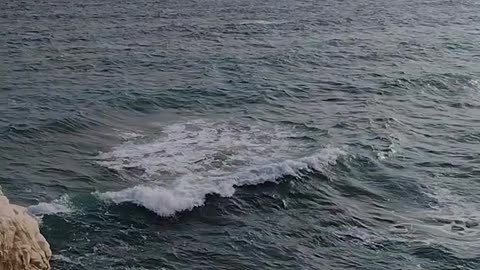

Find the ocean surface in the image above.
[{"left": 1, "top": 0, "right": 480, "bottom": 269}]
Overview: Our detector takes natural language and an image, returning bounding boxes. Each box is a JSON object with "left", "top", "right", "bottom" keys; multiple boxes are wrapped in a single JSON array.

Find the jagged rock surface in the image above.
[{"left": 0, "top": 194, "right": 51, "bottom": 270}]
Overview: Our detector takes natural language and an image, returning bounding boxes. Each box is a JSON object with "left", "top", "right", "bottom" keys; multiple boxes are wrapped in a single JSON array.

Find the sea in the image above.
[{"left": 1, "top": 0, "right": 480, "bottom": 269}]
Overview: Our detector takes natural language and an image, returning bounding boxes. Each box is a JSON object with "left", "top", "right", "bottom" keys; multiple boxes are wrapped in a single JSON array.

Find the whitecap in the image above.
[
  {"left": 28, "top": 194, "right": 74, "bottom": 216},
  {"left": 96, "top": 148, "right": 344, "bottom": 216},
  {"left": 95, "top": 119, "right": 344, "bottom": 216},
  {"left": 118, "top": 131, "right": 144, "bottom": 141},
  {"left": 377, "top": 143, "right": 397, "bottom": 160}
]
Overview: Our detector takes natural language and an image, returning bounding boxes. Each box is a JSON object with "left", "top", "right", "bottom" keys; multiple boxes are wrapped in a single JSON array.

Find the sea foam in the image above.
[
  {"left": 95, "top": 119, "right": 344, "bottom": 216},
  {"left": 28, "top": 194, "right": 74, "bottom": 216},
  {"left": 96, "top": 148, "right": 344, "bottom": 216}
]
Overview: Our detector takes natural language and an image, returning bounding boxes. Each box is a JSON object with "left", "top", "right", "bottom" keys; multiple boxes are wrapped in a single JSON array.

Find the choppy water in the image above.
[{"left": 2, "top": 0, "right": 480, "bottom": 269}]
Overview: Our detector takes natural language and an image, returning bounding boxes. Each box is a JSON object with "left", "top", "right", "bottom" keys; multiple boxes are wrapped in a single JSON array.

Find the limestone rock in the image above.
[{"left": 0, "top": 194, "right": 51, "bottom": 270}]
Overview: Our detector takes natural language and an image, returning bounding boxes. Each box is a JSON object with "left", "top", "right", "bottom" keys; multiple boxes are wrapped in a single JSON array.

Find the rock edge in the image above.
[{"left": 0, "top": 194, "right": 51, "bottom": 270}]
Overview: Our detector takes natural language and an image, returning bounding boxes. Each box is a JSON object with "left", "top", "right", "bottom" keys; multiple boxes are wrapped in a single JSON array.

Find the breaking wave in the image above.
[
  {"left": 95, "top": 119, "right": 344, "bottom": 216},
  {"left": 96, "top": 149, "right": 344, "bottom": 216},
  {"left": 28, "top": 195, "right": 74, "bottom": 216}
]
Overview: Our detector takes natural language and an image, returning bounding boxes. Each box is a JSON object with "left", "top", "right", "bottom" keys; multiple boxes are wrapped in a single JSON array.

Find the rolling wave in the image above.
[
  {"left": 94, "top": 119, "right": 344, "bottom": 216},
  {"left": 96, "top": 148, "right": 344, "bottom": 216},
  {"left": 28, "top": 194, "right": 74, "bottom": 216}
]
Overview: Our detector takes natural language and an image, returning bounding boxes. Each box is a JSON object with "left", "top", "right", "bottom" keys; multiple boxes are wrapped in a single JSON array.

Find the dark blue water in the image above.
[{"left": 2, "top": 0, "right": 480, "bottom": 269}]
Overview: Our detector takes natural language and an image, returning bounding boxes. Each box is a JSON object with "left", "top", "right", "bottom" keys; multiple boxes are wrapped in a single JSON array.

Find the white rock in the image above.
[{"left": 0, "top": 195, "right": 51, "bottom": 270}]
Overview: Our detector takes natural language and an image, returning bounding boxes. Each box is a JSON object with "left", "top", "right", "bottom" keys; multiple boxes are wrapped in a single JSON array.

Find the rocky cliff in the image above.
[{"left": 0, "top": 193, "right": 51, "bottom": 270}]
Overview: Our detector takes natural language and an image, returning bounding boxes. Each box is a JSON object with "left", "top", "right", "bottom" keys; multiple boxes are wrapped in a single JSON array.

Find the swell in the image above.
[
  {"left": 383, "top": 73, "right": 479, "bottom": 99},
  {"left": 0, "top": 114, "right": 100, "bottom": 140}
]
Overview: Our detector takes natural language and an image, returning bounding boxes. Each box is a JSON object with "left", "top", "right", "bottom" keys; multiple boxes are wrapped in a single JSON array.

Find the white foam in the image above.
[
  {"left": 118, "top": 131, "right": 144, "bottom": 141},
  {"left": 96, "top": 148, "right": 344, "bottom": 216},
  {"left": 468, "top": 79, "right": 479, "bottom": 87},
  {"left": 376, "top": 143, "right": 397, "bottom": 160},
  {"left": 52, "top": 254, "right": 76, "bottom": 264},
  {"left": 99, "top": 120, "right": 312, "bottom": 177},
  {"left": 28, "top": 194, "right": 74, "bottom": 216},
  {"left": 238, "top": 20, "right": 286, "bottom": 25},
  {"left": 95, "top": 119, "right": 344, "bottom": 216}
]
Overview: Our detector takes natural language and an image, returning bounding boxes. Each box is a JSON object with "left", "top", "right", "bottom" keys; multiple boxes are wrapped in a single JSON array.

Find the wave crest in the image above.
[
  {"left": 28, "top": 195, "right": 74, "bottom": 216},
  {"left": 96, "top": 148, "right": 344, "bottom": 216}
]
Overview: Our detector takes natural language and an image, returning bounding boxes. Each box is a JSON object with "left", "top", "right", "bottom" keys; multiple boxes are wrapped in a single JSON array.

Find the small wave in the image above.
[
  {"left": 28, "top": 194, "right": 74, "bottom": 216},
  {"left": 376, "top": 143, "right": 397, "bottom": 160},
  {"left": 238, "top": 20, "right": 286, "bottom": 25},
  {"left": 118, "top": 131, "right": 144, "bottom": 141},
  {"left": 96, "top": 148, "right": 344, "bottom": 216},
  {"left": 52, "top": 254, "right": 77, "bottom": 264},
  {"left": 1, "top": 114, "right": 98, "bottom": 140}
]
